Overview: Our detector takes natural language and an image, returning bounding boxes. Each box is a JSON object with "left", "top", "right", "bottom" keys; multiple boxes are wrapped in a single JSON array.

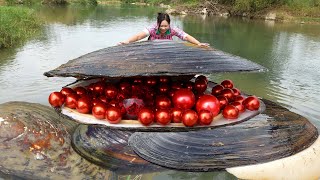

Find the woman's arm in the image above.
[
  {"left": 185, "top": 34, "right": 210, "bottom": 47},
  {"left": 118, "top": 31, "right": 148, "bottom": 45}
]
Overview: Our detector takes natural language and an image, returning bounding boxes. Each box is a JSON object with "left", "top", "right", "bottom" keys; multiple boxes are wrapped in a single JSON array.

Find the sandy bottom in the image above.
[{"left": 227, "top": 137, "right": 320, "bottom": 180}]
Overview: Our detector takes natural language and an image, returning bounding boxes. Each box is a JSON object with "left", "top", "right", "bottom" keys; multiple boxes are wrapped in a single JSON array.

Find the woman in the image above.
[{"left": 118, "top": 13, "right": 209, "bottom": 47}]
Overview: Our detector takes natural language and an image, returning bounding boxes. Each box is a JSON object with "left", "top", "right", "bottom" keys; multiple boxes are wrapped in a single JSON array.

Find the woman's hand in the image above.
[
  {"left": 197, "top": 43, "right": 210, "bottom": 47},
  {"left": 117, "top": 32, "right": 148, "bottom": 45},
  {"left": 117, "top": 41, "right": 129, "bottom": 45}
]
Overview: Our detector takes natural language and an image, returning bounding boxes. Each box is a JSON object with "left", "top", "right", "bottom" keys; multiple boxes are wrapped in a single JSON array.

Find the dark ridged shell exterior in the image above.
[
  {"left": 44, "top": 41, "right": 266, "bottom": 79},
  {"left": 129, "top": 99, "right": 318, "bottom": 171},
  {"left": 72, "top": 125, "right": 164, "bottom": 174}
]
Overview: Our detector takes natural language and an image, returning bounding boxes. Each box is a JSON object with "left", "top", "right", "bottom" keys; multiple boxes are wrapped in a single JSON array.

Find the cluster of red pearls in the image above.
[{"left": 48, "top": 76, "right": 260, "bottom": 126}]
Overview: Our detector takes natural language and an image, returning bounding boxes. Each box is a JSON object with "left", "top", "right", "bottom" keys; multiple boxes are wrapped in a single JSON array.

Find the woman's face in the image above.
[{"left": 159, "top": 20, "right": 170, "bottom": 35}]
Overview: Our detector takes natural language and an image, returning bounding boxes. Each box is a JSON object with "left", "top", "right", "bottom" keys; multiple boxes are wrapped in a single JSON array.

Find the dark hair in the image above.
[{"left": 157, "top": 13, "right": 170, "bottom": 25}]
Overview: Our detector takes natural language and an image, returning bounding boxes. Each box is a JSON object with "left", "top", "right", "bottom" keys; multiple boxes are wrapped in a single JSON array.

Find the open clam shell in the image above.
[
  {"left": 128, "top": 99, "right": 318, "bottom": 171},
  {"left": 44, "top": 41, "right": 267, "bottom": 79}
]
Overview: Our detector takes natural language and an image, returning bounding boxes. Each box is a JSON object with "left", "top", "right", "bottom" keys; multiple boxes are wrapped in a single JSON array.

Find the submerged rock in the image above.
[{"left": 265, "top": 12, "right": 277, "bottom": 20}]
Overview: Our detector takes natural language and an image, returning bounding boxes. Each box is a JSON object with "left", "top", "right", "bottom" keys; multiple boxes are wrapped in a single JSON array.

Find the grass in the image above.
[
  {"left": 267, "top": 5, "right": 320, "bottom": 23},
  {"left": 285, "top": 6, "right": 320, "bottom": 17},
  {"left": 0, "top": 6, "right": 43, "bottom": 48},
  {"left": 69, "top": 0, "right": 97, "bottom": 5},
  {"left": 297, "top": 16, "right": 320, "bottom": 23}
]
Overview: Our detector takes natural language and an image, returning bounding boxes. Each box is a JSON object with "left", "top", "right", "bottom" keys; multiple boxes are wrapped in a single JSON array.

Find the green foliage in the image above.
[
  {"left": 0, "top": 6, "right": 43, "bottom": 48},
  {"left": 4, "top": 0, "right": 19, "bottom": 5},
  {"left": 120, "top": 0, "right": 135, "bottom": 3},
  {"left": 4, "top": 0, "right": 97, "bottom": 7},
  {"left": 314, "top": 0, "right": 320, "bottom": 6},
  {"left": 284, "top": 0, "right": 320, "bottom": 7},
  {"left": 116, "top": 0, "right": 319, "bottom": 13},
  {"left": 278, "top": 0, "right": 320, "bottom": 16},
  {"left": 70, "top": 0, "right": 97, "bottom": 5},
  {"left": 118, "top": 0, "right": 196, "bottom": 5},
  {"left": 200, "top": 0, "right": 320, "bottom": 12},
  {"left": 41, "top": 0, "right": 68, "bottom": 4},
  {"left": 218, "top": 0, "right": 235, "bottom": 4},
  {"left": 5, "top": 0, "right": 68, "bottom": 5},
  {"left": 233, "top": 0, "right": 277, "bottom": 12},
  {"left": 119, "top": 0, "right": 169, "bottom": 5},
  {"left": 178, "top": 0, "right": 198, "bottom": 6},
  {"left": 147, "top": 0, "right": 170, "bottom": 5}
]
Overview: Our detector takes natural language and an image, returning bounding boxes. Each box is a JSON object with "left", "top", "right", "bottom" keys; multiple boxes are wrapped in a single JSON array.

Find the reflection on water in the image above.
[{"left": 0, "top": 4, "right": 320, "bottom": 179}]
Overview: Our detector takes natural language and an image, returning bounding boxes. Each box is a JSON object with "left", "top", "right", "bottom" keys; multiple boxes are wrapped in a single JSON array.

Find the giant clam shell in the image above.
[
  {"left": 44, "top": 41, "right": 266, "bottom": 79},
  {"left": 0, "top": 102, "right": 111, "bottom": 179},
  {"left": 129, "top": 99, "right": 318, "bottom": 171},
  {"left": 72, "top": 125, "right": 164, "bottom": 175}
]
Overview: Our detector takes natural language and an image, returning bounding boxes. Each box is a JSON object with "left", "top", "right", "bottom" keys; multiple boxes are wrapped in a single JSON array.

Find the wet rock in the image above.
[
  {"left": 201, "top": 8, "right": 208, "bottom": 15},
  {"left": 220, "top": 12, "right": 230, "bottom": 17},
  {"left": 265, "top": 12, "right": 277, "bottom": 20},
  {"left": 180, "top": 11, "right": 187, "bottom": 15},
  {"left": 159, "top": 3, "right": 171, "bottom": 9},
  {"left": 166, "top": 8, "right": 180, "bottom": 15}
]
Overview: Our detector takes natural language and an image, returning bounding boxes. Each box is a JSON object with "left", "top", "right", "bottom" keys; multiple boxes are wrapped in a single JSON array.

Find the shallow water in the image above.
[{"left": 0, "top": 4, "right": 320, "bottom": 179}]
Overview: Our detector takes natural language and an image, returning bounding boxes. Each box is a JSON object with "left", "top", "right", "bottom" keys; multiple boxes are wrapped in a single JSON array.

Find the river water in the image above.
[{"left": 0, "top": 4, "right": 320, "bottom": 179}]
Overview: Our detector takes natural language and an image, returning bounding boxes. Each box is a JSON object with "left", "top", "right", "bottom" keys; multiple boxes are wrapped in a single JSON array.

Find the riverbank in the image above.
[
  {"left": 114, "top": 0, "right": 319, "bottom": 24},
  {"left": 0, "top": 6, "right": 43, "bottom": 49},
  {"left": 163, "top": 2, "right": 320, "bottom": 24}
]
